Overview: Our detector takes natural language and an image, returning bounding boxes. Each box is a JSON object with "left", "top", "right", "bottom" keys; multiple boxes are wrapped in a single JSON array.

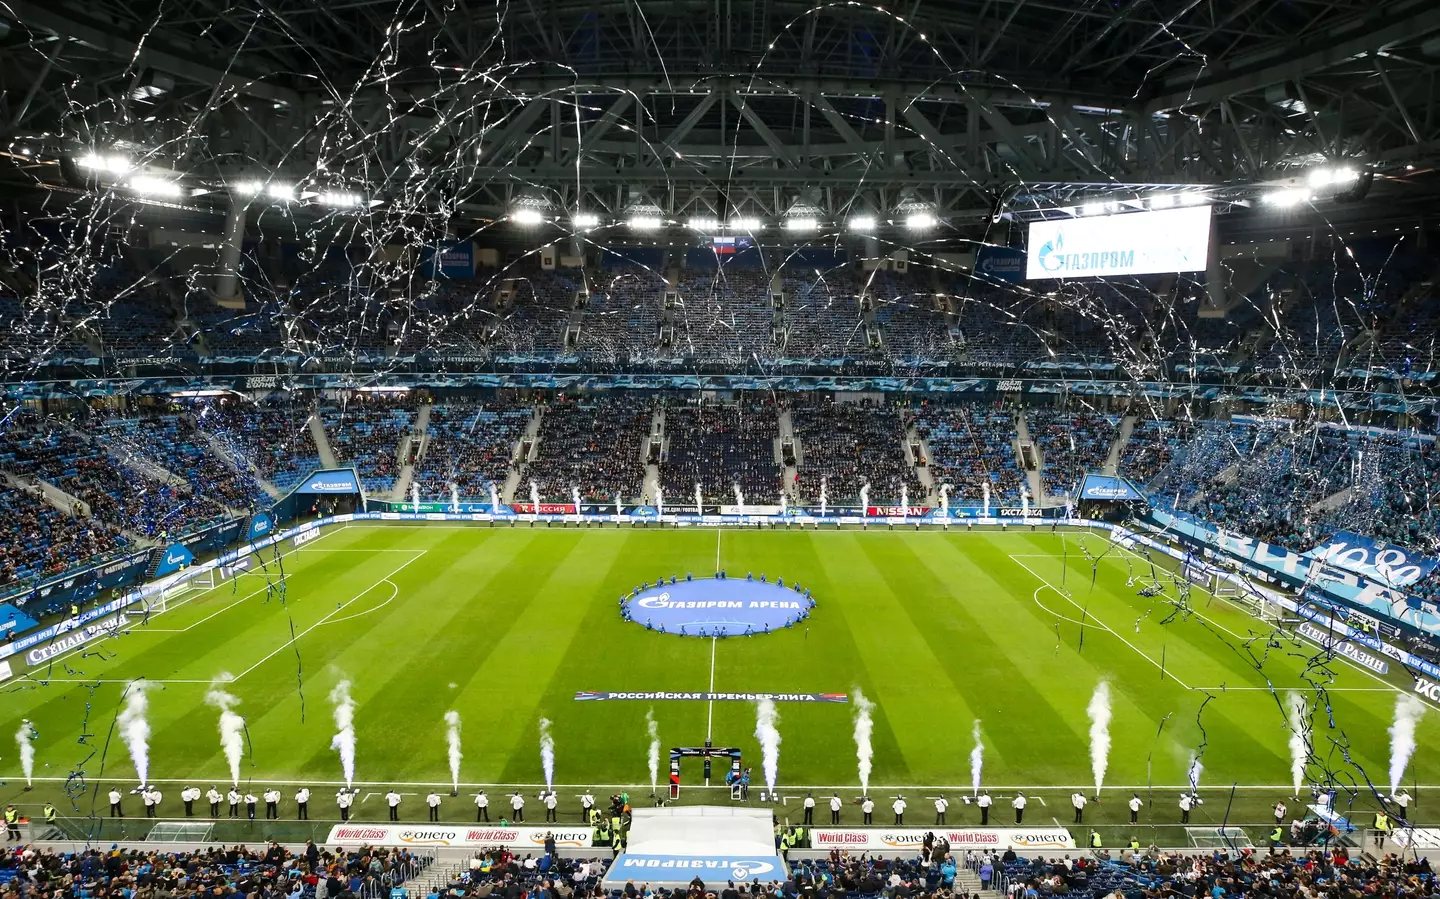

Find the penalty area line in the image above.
[{"left": 1008, "top": 553, "right": 1193, "bottom": 690}]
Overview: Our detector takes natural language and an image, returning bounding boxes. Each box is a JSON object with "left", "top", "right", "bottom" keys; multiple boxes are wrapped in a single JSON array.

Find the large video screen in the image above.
[{"left": 1026, "top": 205, "right": 1212, "bottom": 279}]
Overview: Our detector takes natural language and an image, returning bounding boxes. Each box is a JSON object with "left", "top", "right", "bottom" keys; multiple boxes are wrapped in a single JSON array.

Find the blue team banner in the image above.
[
  {"left": 1149, "top": 509, "right": 1440, "bottom": 640},
  {"left": 0, "top": 604, "right": 39, "bottom": 636},
  {"left": 605, "top": 855, "right": 786, "bottom": 886},
  {"left": 153, "top": 542, "right": 195, "bottom": 578},
  {"left": 1079, "top": 474, "right": 1147, "bottom": 502},
  {"left": 974, "top": 245, "right": 1027, "bottom": 284},
  {"left": 1306, "top": 531, "right": 1438, "bottom": 588},
  {"left": 423, "top": 241, "right": 476, "bottom": 279},
  {"left": 294, "top": 469, "right": 361, "bottom": 494},
  {"left": 247, "top": 511, "right": 275, "bottom": 541}
]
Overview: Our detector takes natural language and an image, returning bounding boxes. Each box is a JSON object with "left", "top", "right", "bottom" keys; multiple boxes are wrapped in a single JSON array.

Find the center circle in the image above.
[{"left": 623, "top": 577, "right": 814, "bottom": 637}]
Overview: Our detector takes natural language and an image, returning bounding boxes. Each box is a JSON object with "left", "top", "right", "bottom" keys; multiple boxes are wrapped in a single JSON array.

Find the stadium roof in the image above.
[{"left": 3, "top": 0, "right": 1440, "bottom": 223}]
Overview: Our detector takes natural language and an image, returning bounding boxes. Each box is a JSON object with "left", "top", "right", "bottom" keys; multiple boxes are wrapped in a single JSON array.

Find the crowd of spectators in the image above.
[
  {"left": 88, "top": 413, "right": 268, "bottom": 510},
  {"left": 1196, "top": 427, "right": 1353, "bottom": 548},
  {"left": 0, "top": 841, "right": 431, "bottom": 899},
  {"left": 791, "top": 398, "right": 917, "bottom": 504},
  {"left": 913, "top": 402, "right": 1025, "bottom": 503},
  {"left": 0, "top": 483, "right": 127, "bottom": 586},
  {"left": 193, "top": 398, "right": 322, "bottom": 491},
  {"left": 1118, "top": 418, "right": 1191, "bottom": 487},
  {"left": 990, "top": 846, "right": 1424, "bottom": 899},
  {"left": 674, "top": 269, "right": 775, "bottom": 364},
  {"left": 414, "top": 401, "right": 532, "bottom": 501},
  {"left": 525, "top": 396, "right": 650, "bottom": 502},
  {"left": 426, "top": 847, "right": 609, "bottom": 899},
  {"left": 0, "top": 413, "right": 231, "bottom": 541},
  {"left": 659, "top": 402, "right": 780, "bottom": 502},
  {"left": 1025, "top": 409, "right": 1116, "bottom": 496},
  {"left": 321, "top": 398, "right": 416, "bottom": 494}
]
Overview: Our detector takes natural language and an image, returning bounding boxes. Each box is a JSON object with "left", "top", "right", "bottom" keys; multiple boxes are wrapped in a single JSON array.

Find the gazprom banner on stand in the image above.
[
  {"left": 423, "top": 241, "right": 476, "bottom": 279},
  {"left": 1306, "top": 531, "right": 1438, "bottom": 588},
  {"left": 1079, "top": 474, "right": 1146, "bottom": 502},
  {"left": 974, "top": 245, "right": 1027, "bottom": 284},
  {"left": 294, "top": 469, "right": 362, "bottom": 494},
  {"left": 153, "top": 543, "right": 195, "bottom": 578},
  {"left": 247, "top": 511, "right": 275, "bottom": 542}
]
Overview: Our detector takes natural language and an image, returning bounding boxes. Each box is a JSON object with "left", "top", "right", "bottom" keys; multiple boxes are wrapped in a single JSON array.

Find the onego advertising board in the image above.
[{"left": 1026, "top": 205, "right": 1212, "bottom": 279}]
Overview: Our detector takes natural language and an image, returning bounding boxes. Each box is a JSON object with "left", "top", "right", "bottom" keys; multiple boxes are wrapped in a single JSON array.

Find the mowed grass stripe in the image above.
[
  {"left": 810, "top": 531, "right": 977, "bottom": 782},
  {"left": 713, "top": 530, "right": 912, "bottom": 789}
]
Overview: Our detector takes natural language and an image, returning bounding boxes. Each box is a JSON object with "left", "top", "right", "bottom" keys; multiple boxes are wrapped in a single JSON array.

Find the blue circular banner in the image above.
[{"left": 623, "top": 578, "right": 813, "bottom": 637}]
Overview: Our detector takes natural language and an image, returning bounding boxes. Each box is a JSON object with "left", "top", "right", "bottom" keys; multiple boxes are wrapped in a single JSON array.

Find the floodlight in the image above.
[
  {"left": 1264, "top": 189, "right": 1311, "bottom": 207},
  {"left": 905, "top": 212, "right": 938, "bottom": 230},
  {"left": 784, "top": 217, "right": 819, "bottom": 232},
  {"left": 266, "top": 182, "right": 296, "bottom": 201},
  {"left": 687, "top": 217, "right": 720, "bottom": 231},
  {"left": 729, "top": 218, "right": 762, "bottom": 231},
  {"left": 320, "top": 191, "right": 363, "bottom": 208},
  {"left": 848, "top": 215, "right": 877, "bottom": 232},
  {"left": 510, "top": 208, "right": 545, "bottom": 226},
  {"left": 628, "top": 216, "right": 663, "bottom": 231},
  {"left": 128, "top": 176, "right": 183, "bottom": 198},
  {"left": 572, "top": 212, "right": 600, "bottom": 229}
]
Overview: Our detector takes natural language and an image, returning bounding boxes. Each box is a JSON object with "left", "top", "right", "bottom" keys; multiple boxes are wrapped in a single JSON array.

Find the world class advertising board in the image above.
[
  {"left": 326, "top": 825, "right": 593, "bottom": 849},
  {"left": 810, "top": 828, "right": 1074, "bottom": 851}
]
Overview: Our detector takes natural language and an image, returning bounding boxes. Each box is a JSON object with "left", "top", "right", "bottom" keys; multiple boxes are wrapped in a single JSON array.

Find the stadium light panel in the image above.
[
  {"left": 235, "top": 181, "right": 263, "bottom": 196},
  {"left": 79, "top": 153, "right": 130, "bottom": 174},
  {"left": 848, "top": 215, "right": 877, "bottom": 232},
  {"left": 1264, "top": 188, "right": 1311, "bottom": 207},
  {"left": 320, "top": 191, "right": 364, "bottom": 208},
  {"left": 628, "top": 216, "right": 663, "bottom": 231},
  {"left": 1177, "top": 192, "right": 1205, "bottom": 206},
  {"left": 572, "top": 212, "right": 600, "bottom": 229},
  {"left": 905, "top": 212, "right": 938, "bottom": 230},
  {"left": 510, "top": 208, "right": 545, "bottom": 226},
  {"left": 1147, "top": 194, "right": 1174, "bottom": 209},
  {"left": 784, "top": 217, "right": 819, "bottom": 232},
  {"left": 728, "top": 218, "right": 762, "bottom": 231},
  {"left": 266, "top": 182, "right": 296, "bottom": 201},
  {"left": 128, "top": 176, "right": 183, "bottom": 198},
  {"left": 1080, "top": 202, "right": 1105, "bottom": 216},
  {"left": 687, "top": 217, "right": 720, "bottom": 231}
]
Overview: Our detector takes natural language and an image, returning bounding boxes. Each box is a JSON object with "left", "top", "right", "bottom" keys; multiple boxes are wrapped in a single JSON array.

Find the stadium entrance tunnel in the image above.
[{"left": 622, "top": 577, "right": 814, "bottom": 636}]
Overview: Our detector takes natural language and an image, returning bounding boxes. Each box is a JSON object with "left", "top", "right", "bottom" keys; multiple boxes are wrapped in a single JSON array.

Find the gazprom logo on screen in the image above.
[
  {"left": 1038, "top": 231, "right": 1135, "bottom": 274},
  {"left": 299, "top": 471, "right": 360, "bottom": 493}
]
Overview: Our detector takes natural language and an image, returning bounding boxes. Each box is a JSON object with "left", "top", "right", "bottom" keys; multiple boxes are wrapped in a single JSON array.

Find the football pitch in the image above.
[{"left": 3, "top": 522, "right": 1434, "bottom": 844}]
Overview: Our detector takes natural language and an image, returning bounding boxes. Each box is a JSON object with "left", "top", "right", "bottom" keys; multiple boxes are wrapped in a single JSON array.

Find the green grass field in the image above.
[{"left": 3, "top": 521, "right": 1434, "bottom": 844}]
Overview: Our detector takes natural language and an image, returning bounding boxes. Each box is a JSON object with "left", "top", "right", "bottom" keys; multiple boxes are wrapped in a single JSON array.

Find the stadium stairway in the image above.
[
  {"left": 502, "top": 406, "right": 544, "bottom": 503},
  {"left": 954, "top": 866, "right": 1005, "bottom": 899},
  {"left": 192, "top": 416, "right": 282, "bottom": 499},
  {"left": 777, "top": 406, "right": 800, "bottom": 503},
  {"left": 388, "top": 404, "right": 430, "bottom": 502},
  {"left": 1104, "top": 414, "right": 1136, "bottom": 476},
  {"left": 642, "top": 407, "right": 664, "bottom": 503},
  {"left": 1310, "top": 485, "right": 1354, "bottom": 512},
  {"left": 908, "top": 421, "right": 937, "bottom": 502},
  {"left": 309, "top": 411, "right": 340, "bottom": 469},
  {"left": 1013, "top": 410, "right": 1044, "bottom": 505}
]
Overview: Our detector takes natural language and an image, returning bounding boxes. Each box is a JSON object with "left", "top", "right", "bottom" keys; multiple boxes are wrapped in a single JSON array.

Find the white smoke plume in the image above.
[
  {"left": 539, "top": 717, "right": 555, "bottom": 791},
  {"left": 445, "top": 710, "right": 463, "bottom": 792},
  {"left": 204, "top": 674, "right": 245, "bottom": 787},
  {"left": 646, "top": 708, "right": 660, "bottom": 792},
  {"left": 1187, "top": 752, "right": 1204, "bottom": 794},
  {"left": 970, "top": 720, "right": 984, "bottom": 796},
  {"left": 1389, "top": 694, "right": 1426, "bottom": 795},
  {"left": 117, "top": 680, "right": 151, "bottom": 786},
  {"left": 15, "top": 720, "right": 36, "bottom": 786},
  {"left": 1286, "top": 692, "right": 1309, "bottom": 796},
  {"left": 329, "top": 680, "right": 357, "bottom": 788},
  {"left": 852, "top": 689, "right": 875, "bottom": 793},
  {"left": 754, "top": 699, "right": 782, "bottom": 792},
  {"left": 1087, "top": 681, "right": 1112, "bottom": 794}
]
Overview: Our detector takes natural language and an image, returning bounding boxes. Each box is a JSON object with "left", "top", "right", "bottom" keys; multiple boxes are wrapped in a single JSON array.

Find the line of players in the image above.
[
  {"left": 101, "top": 784, "right": 1394, "bottom": 827},
  {"left": 102, "top": 785, "right": 582, "bottom": 824}
]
